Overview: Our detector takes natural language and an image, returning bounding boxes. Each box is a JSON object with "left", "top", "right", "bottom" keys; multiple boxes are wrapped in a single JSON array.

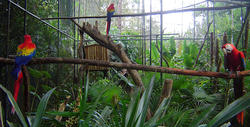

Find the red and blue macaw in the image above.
[
  {"left": 106, "top": 3, "right": 115, "bottom": 35},
  {"left": 11, "top": 35, "right": 36, "bottom": 113},
  {"left": 222, "top": 43, "right": 246, "bottom": 126}
]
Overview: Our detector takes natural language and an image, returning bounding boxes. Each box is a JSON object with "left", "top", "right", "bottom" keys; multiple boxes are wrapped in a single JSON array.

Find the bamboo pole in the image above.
[{"left": 0, "top": 57, "right": 249, "bottom": 79}]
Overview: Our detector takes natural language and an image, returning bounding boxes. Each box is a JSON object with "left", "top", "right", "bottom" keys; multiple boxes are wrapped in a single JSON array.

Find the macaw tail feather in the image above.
[
  {"left": 237, "top": 111, "right": 244, "bottom": 126},
  {"left": 11, "top": 71, "right": 23, "bottom": 114},
  {"left": 106, "top": 21, "right": 111, "bottom": 35},
  {"left": 233, "top": 77, "right": 244, "bottom": 126}
]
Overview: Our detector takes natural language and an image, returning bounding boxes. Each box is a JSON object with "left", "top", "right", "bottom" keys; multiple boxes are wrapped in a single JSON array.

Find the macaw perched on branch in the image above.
[
  {"left": 11, "top": 35, "right": 36, "bottom": 113},
  {"left": 222, "top": 43, "right": 246, "bottom": 126},
  {"left": 106, "top": 3, "right": 115, "bottom": 35}
]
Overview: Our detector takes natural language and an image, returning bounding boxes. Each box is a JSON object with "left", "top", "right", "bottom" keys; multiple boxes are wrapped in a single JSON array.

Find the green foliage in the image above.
[
  {"left": 29, "top": 68, "right": 51, "bottom": 79},
  {"left": 32, "top": 88, "right": 56, "bottom": 127},
  {"left": 182, "top": 40, "right": 199, "bottom": 69},
  {"left": 89, "top": 79, "right": 122, "bottom": 105},
  {"left": 0, "top": 101, "right": 3, "bottom": 127},
  {"left": 0, "top": 84, "right": 55, "bottom": 127},
  {"left": 207, "top": 93, "right": 250, "bottom": 127},
  {"left": 169, "top": 36, "right": 177, "bottom": 59},
  {"left": 0, "top": 85, "right": 28, "bottom": 127},
  {"left": 125, "top": 75, "right": 172, "bottom": 127},
  {"left": 190, "top": 104, "right": 216, "bottom": 127}
]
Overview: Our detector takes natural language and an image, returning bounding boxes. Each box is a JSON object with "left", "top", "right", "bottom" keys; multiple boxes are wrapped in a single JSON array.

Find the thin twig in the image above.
[
  {"left": 155, "top": 37, "right": 169, "bottom": 67},
  {"left": 235, "top": 7, "right": 249, "bottom": 48},
  {"left": 194, "top": 22, "right": 212, "bottom": 68}
]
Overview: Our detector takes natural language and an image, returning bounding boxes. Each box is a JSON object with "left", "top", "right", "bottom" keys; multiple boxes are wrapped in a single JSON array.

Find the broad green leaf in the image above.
[
  {"left": 145, "top": 97, "right": 171, "bottom": 127},
  {"left": 125, "top": 89, "right": 141, "bottom": 127},
  {"left": 112, "top": 68, "right": 135, "bottom": 87},
  {"left": 189, "top": 104, "right": 216, "bottom": 127},
  {"left": 93, "top": 107, "right": 112, "bottom": 127},
  {"left": 84, "top": 87, "right": 108, "bottom": 125},
  {"left": 32, "top": 87, "right": 56, "bottom": 127},
  {"left": 207, "top": 93, "right": 250, "bottom": 127},
  {"left": 0, "top": 101, "right": 4, "bottom": 127},
  {"left": 7, "top": 121, "right": 15, "bottom": 127},
  {"left": 0, "top": 85, "right": 28, "bottom": 127},
  {"left": 137, "top": 75, "right": 155, "bottom": 127},
  {"left": 79, "top": 71, "right": 89, "bottom": 119}
]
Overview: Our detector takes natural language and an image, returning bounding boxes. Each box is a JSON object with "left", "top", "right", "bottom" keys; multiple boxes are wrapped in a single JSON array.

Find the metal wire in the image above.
[
  {"left": 8, "top": 0, "right": 76, "bottom": 40},
  {"left": 41, "top": 5, "right": 247, "bottom": 20},
  {"left": 149, "top": 0, "right": 152, "bottom": 65},
  {"left": 160, "top": 0, "right": 163, "bottom": 84},
  {"left": 24, "top": 0, "right": 27, "bottom": 34}
]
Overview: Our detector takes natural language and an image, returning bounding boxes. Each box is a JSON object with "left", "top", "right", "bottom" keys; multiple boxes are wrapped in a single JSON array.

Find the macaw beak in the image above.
[{"left": 222, "top": 48, "right": 227, "bottom": 55}]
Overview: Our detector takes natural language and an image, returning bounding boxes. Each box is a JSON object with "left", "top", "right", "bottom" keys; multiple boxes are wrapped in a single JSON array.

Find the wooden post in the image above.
[
  {"left": 22, "top": 66, "right": 30, "bottom": 113},
  {"left": 159, "top": 79, "right": 173, "bottom": 104}
]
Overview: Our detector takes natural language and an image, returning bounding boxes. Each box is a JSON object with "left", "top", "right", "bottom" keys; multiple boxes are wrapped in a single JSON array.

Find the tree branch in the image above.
[
  {"left": 194, "top": 22, "right": 212, "bottom": 68},
  {"left": 155, "top": 36, "right": 169, "bottom": 67},
  {"left": 0, "top": 57, "right": 249, "bottom": 79},
  {"left": 235, "top": 7, "right": 249, "bottom": 48}
]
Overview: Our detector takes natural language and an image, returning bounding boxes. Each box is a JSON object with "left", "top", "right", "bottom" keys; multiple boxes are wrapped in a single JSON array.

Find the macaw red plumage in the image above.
[
  {"left": 11, "top": 35, "right": 36, "bottom": 113},
  {"left": 222, "top": 43, "right": 246, "bottom": 126},
  {"left": 106, "top": 3, "right": 115, "bottom": 35}
]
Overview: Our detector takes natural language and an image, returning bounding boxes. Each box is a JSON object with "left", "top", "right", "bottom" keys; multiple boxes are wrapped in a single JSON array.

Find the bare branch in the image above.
[{"left": 0, "top": 57, "right": 249, "bottom": 79}]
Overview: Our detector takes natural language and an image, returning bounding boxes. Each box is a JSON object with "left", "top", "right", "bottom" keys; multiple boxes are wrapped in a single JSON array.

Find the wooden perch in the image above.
[
  {"left": 72, "top": 20, "right": 144, "bottom": 89},
  {"left": 0, "top": 57, "right": 249, "bottom": 79}
]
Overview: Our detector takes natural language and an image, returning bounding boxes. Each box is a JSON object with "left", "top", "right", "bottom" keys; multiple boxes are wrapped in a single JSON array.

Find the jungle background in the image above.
[{"left": 0, "top": 0, "right": 249, "bottom": 127}]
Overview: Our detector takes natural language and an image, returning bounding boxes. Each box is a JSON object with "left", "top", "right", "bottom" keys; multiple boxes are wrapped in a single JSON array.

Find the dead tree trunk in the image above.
[{"left": 72, "top": 20, "right": 144, "bottom": 89}]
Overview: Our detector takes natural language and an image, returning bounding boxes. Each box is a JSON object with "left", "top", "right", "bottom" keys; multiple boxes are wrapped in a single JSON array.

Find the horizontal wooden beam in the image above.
[
  {"left": 41, "top": 5, "right": 247, "bottom": 20},
  {"left": 1, "top": 57, "right": 249, "bottom": 79}
]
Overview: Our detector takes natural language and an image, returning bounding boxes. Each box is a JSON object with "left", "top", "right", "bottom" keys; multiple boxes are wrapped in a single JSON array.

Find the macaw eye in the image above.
[{"left": 226, "top": 49, "right": 231, "bottom": 52}]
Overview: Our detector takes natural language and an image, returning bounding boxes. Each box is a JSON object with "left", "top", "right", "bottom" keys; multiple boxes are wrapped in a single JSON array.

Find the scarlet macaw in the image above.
[
  {"left": 106, "top": 3, "right": 115, "bottom": 35},
  {"left": 11, "top": 35, "right": 36, "bottom": 113},
  {"left": 222, "top": 43, "right": 246, "bottom": 126}
]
